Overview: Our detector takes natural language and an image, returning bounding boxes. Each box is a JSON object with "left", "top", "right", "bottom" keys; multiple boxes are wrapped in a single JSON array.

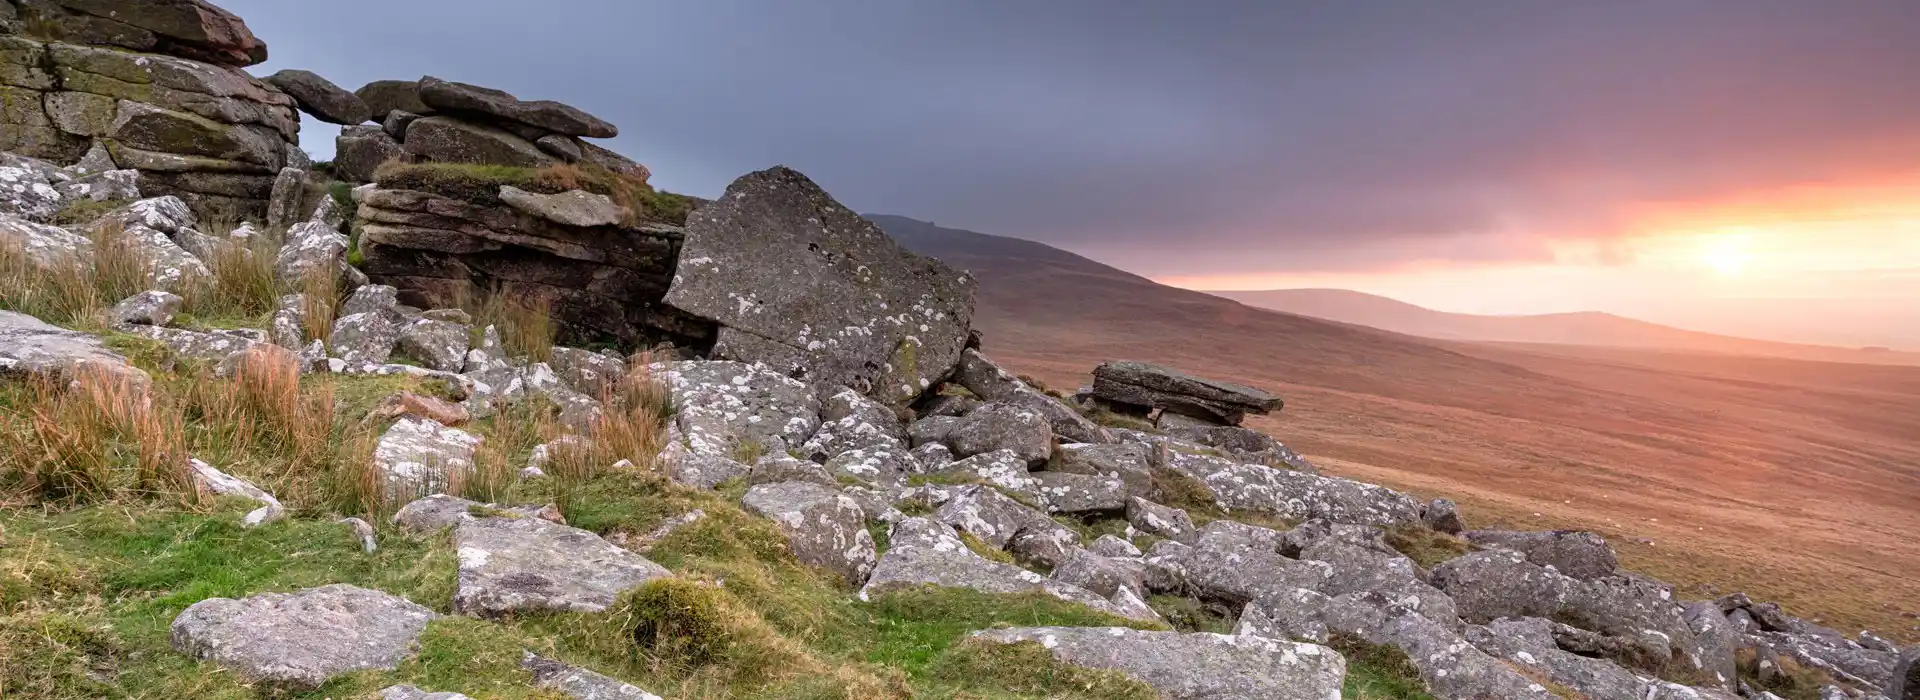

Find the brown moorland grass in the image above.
[{"left": 904, "top": 221, "right": 1920, "bottom": 643}]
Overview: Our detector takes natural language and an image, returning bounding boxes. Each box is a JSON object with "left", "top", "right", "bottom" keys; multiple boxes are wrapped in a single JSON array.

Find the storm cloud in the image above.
[{"left": 226, "top": 0, "right": 1920, "bottom": 276}]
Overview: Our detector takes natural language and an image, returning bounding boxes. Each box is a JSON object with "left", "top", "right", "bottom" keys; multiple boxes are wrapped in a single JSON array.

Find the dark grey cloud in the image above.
[{"left": 226, "top": 0, "right": 1920, "bottom": 276}]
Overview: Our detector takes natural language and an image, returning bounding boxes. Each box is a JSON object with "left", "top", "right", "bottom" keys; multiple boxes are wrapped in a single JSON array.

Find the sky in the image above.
[{"left": 225, "top": 1, "right": 1920, "bottom": 348}]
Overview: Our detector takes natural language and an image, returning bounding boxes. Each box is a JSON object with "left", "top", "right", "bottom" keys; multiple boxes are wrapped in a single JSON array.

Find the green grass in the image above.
[
  {"left": 1383, "top": 526, "right": 1476, "bottom": 569},
  {"left": 1329, "top": 634, "right": 1441, "bottom": 700}
]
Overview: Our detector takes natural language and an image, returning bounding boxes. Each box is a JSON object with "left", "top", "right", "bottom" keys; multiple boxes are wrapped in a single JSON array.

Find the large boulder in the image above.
[
  {"left": 740, "top": 481, "right": 878, "bottom": 585},
  {"left": 265, "top": 69, "right": 369, "bottom": 125},
  {"left": 1431, "top": 550, "right": 1704, "bottom": 671},
  {"left": 48, "top": 0, "right": 269, "bottom": 66},
  {"left": 1894, "top": 647, "right": 1918, "bottom": 700},
  {"left": 356, "top": 79, "right": 433, "bottom": 122},
  {"left": 1299, "top": 539, "right": 1460, "bottom": 627},
  {"left": 110, "top": 100, "right": 283, "bottom": 170},
  {"left": 1168, "top": 525, "right": 1333, "bottom": 606},
  {"left": 452, "top": 515, "right": 672, "bottom": 616},
  {"left": 662, "top": 167, "right": 975, "bottom": 408},
  {"left": 1090, "top": 361, "right": 1282, "bottom": 424},
  {"left": 417, "top": 77, "right": 617, "bottom": 139},
  {"left": 953, "top": 349, "right": 1113, "bottom": 444},
  {"left": 931, "top": 484, "right": 1079, "bottom": 567},
  {"left": 1321, "top": 593, "right": 1563, "bottom": 700},
  {"left": 1466, "top": 617, "right": 1742, "bottom": 700},
  {"left": 969, "top": 627, "right": 1346, "bottom": 700},
  {"left": 169, "top": 585, "right": 434, "bottom": 689},
  {"left": 945, "top": 401, "right": 1052, "bottom": 464}
]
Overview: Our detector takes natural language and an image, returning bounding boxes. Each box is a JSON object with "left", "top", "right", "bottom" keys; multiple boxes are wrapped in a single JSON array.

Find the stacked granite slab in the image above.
[
  {"left": 335, "top": 76, "right": 647, "bottom": 183},
  {"left": 1090, "top": 361, "right": 1282, "bottom": 425},
  {"left": 0, "top": 0, "right": 307, "bottom": 220}
]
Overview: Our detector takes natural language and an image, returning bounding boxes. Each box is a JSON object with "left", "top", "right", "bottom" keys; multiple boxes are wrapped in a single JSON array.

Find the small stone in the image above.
[
  {"left": 170, "top": 585, "right": 435, "bottom": 689},
  {"left": 110, "top": 290, "right": 183, "bottom": 326}
]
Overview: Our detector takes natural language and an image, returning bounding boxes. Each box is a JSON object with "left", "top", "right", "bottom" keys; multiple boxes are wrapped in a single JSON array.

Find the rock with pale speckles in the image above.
[
  {"left": 1126, "top": 497, "right": 1198, "bottom": 544},
  {"left": 860, "top": 517, "right": 1155, "bottom": 621},
  {"left": 969, "top": 626, "right": 1345, "bottom": 700},
  {"left": 1323, "top": 591, "right": 1560, "bottom": 700},
  {"left": 663, "top": 167, "right": 975, "bottom": 409},
  {"left": 1165, "top": 450, "right": 1422, "bottom": 528},
  {"left": 932, "top": 484, "right": 1079, "bottom": 567},
  {"left": 741, "top": 481, "right": 877, "bottom": 585},
  {"left": 452, "top": 515, "right": 669, "bottom": 616},
  {"left": 653, "top": 360, "right": 821, "bottom": 459},
  {"left": 170, "top": 585, "right": 435, "bottom": 689}
]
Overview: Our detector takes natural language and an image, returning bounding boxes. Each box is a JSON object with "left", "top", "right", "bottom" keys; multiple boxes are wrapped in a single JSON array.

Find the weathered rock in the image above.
[
  {"left": 946, "top": 401, "right": 1052, "bottom": 464},
  {"left": 1682, "top": 601, "right": 1741, "bottom": 690},
  {"left": 522, "top": 653, "right": 664, "bottom": 700},
  {"left": 382, "top": 109, "right": 423, "bottom": 141},
  {"left": 394, "top": 317, "right": 469, "bottom": 372},
  {"left": 372, "top": 415, "right": 481, "bottom": 499},
  {"left": 1050, "top": 547, "right": 1147, "bottom": 598},
  {"left": 859, "top": 517, "right": 1152, "bottom": 621},
  {"left": 1323, "top": 592, "right": 1561, "bottom": 700},
  {"left": 547, "top": 346, "right": 626, "bottom": 398},
  {"left": 908, "top": 415, "right": 961, "bottom": 447},
  {"left": 211, "top": 342, "right": 299, "bottom": 383},
  {"left": 932, "top": 484, "right": 1079, "bottom": 566},
  {"left": 1126, "top": 496, "right": 1198, "bottom": 543},
  {"left": 124, "top": 325, "right": 257, "bottom": 364},
  {"left": 1431, "top": 550, "right": 1701, "bottom": 669},
  {"left": 1462, "top": 529, "right": 1619, "bottom": 580},
  {"left": 187, "top": 457, "right": 284, "bottom": 527},
  {"left": 1089, "top": 534, "right": 1142, "bottom": 559},
  {"left": 664, "top": 167, "right": 975, "bottom": 408},
  {"left": 824, "top": 445, "right": 919, "bottom": 486},
  {"left": 51, "top": 0, "right": 269, "bottom": 66},
  {"left": 274, "top": 220, "right": 354, "bottom": 287},
  {"left": 953, "top": 350, "right": 1114, "bottom": 444},
  {"left": 1172, "top": 525, "right": 1332, "bottom": 606},
  {"left": 1155, "top": 414, "right": 1316, "bottom": 470},
  {"left": 391, "top": 493, "right": 561, "bottom": 533},
  {"left": 1893, "top": 647, "right": 1918, "bottom": 700},
  {"left": 741, "top": 481, "right": 878, "bottom": 585},
  {"left": 1468, "top": 617, "right": 1742, "bottom": 700},
  {"left": 1240, "top": 588, "right": 1334, "bottom": 643},
  {"left": 111, "top": 100, "right": 281, "bottom": 170},
  {"left": 655, "top": 360, "right": 821, "bottom": 459},
  {"left": 1423, "top": 498, "right": 1464, "bottom": 534},
  {"left": 498, "top": 185, "right": 625, "bottom": 227},
  {"left": 1167, "top": 450, "right": 1422, "bottom": 527},
  {"left": 339, "top": 283, "right": 398, "bottom": 318},
  {"left": 918, "top": 391, "right": 982, "bottom": 417},
  {"left": 334, "top": 125, "right": 404, "bottom": 182},
  {"left": 58, "top": 168, "right": 141, "bottom": 206},
  {"left": 1033, "top": 471, "right": 1128, "bottom": 513},
  {"left": 1300, "top": 539, "right": 1460, "bottom": 627},
  {"left": 402, "top": 115, "right": 554, "bottom": 168},
  {"left": 329, "top": 311, "right": 400, "bottom": 367},
  {"left": 801, "top": 413, "right": 906, "bottom": 462},
  {"left": 578, "top": 140, "right": 650, "bottom": 181},
  {"left": 265, "top": 69, "right": 369, "bottom": 125},
  {"left": 0, "top": 212, "right": 91, "bottom": 270},
  {"left": 1757, "top": 629, "right": 1899, "bottom": 691},
  {"left": 910, "top": 441, "right": 954, "bottom": 471},
  {"left": 1051, "top": 442, "right": 1153, "bottom": 497},
  {"left": 746, "top": 452, "right": 837, "bottom": 487},
  {"left": 366, "top": 391, "right": 470, "bottom": 428},
  {"left": 929, "top": 449, "right": 1041, "bottom": 499},
  {"left": 44, "top": 90, "right": 116, "bottom": 137},
  {"left": 535, "top": 134, "right": 583, "bottom": 162},
  {"left": 417, "top": 76, "right": 617, "bottom": 139},
  {"left": 1091, "top": 361, "right": 1282, "bottom": 424},
  {"left": 380, "top": 686, "right": 475, "bottom": 700},
  {"left": 356, "top": 80, "right": 433, "bottom": 121},
  {"left": 970, "top": 626, "right": 1345, "bottom": 700},
  {"left": 170, "top": 585, "right": 434, "bottom": 689},
  {"left": 453, "top": 515, "right": 671, "bottom": 616},
  {"left": 110, "top": 289, "right": 183, "bottom": 326},
  {"left": 664, "top": 452, "right": 750, "bottom": 490}
]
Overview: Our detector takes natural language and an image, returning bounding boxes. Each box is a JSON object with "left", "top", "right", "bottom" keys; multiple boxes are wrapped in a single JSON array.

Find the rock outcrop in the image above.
[
  {"left": 664, "top": 166, "right": 976, "bottom": 408},
  {"left": 170, "top": 584, "right": 435, "bottom": 689},
  {"left": 1089, "top": 360, "right": 1281, "bottom": 425},
  {"left": 2, "top": 1, "right": 306, "bottom": 220},
  {"left": 971, "top": 626, "right": 1347, "bottom": 700}
]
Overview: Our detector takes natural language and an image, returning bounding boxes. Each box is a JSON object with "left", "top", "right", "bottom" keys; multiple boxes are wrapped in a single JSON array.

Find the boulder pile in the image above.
[
  {"left": 1, "top": 0, "right": 303, "bottom": 220},
  {"left": 334, "top": 75, "right": 645, "bottom": 183}
]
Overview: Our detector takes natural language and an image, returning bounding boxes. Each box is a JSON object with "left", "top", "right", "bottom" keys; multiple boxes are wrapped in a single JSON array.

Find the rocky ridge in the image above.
[{"left": 1, "top": 2, "right": 1915, "bottom": 699}]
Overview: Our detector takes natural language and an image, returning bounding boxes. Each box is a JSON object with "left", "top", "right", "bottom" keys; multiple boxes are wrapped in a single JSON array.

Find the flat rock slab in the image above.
[
  {"left": 0, "top": 310, "right": 148, "bottom": 388},
  {"left": 1461, "top": 529, "right": 1619, "bottom": 580},
  {"left": 453, "top": 515, "right": 671, "bottom": 616},
  {"left": 170, "top": 584, "right": 436, "bottom": 689},
  {"left": 373, "top": 416, "right": 482, "bottom": 500},
  {"left": 266, "top": 69, "right": 370, "bottom": 125},
  {"left": 971, "top": 626, "right": 1346, "bottom": 700},
  {"left": 1091, "top": 361, "right": 1281, "bottom": 423},
  {"left": 418, "top": 76, "right": 617, "bottom": 138},
  {"left": 663, "top": 166, "right": 975, "bottom": 408},
  {"left": 1167, "top": 451, "right": 1422, "bottom": 528},
  {"left": 523, "top": 653, "right": 664, "bottom": 700}
]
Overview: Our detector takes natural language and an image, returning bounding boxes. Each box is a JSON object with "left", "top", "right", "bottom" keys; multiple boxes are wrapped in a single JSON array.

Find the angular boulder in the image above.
[
  {"left": 372, "top": 416, "right": 481, "bottom": 499},
  {"left": 51, "top": 0, "right": 269, "bottom": 66},
  {"left": 334, "top": 125, "right": 405, "bottom": 182},
  {"left": 265, "top": 69, "right": 370, "bottom": 125},
  {"left": 932, "top": 484, "right": 1079, "bottom": 567},
  {"left": 655, "top": 360, "right": 821, "bottom": 457},
  {"left": 110, "top": 290, "right": 183, "bottom": 326},
  {"left": 663, "top": 167, "right": 975, "bottom": 408},
  {"left": 953, "top": 350, "right": 1113, "bottom": 444},
  {"left": 417, "top": 77, "right": 617, "bottom": 139},
  {"left": 453, "top": 515, "right": 671, "bottom": 616},
  {"left": 970, "top": 626, "right": 1346, "bottom": 700},
  {"left": 1322, "top": 592, "right": 1562, "bottom": 700},
  {"left": 357, "top": 79, "right": 433, "bottom": 122},
  {"left": 1091, "top": 361, "right": 1281, "bottom": 424},
  {"left": 741, "top": 481, "right": 878, "bottom": 585},
  {"left": 499, "top": 185, "right": 625, "bottom": 228},
  {"left": 402, "top": 116, "right": 553, "bottom": 168},
  {"left": 1167, "top": 451, "right": 1422, "bottom": 527},
  {"left": 946, "top": 401, "right": 1052, "bottom": 464},
  {"left": 859, "top": 517, "right": 1154, "bottom": 622},
  {"left": 1126, "top": 497, "right": 1198, "bottom": 543},
  {"left": 0, "top": 310, "right": 148, "bottom": 388},
  {"left": 170, "top": 584, "right": 434, "bottom": 689}
]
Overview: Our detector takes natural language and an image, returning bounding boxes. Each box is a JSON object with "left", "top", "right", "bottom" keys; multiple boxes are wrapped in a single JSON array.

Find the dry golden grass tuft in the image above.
[
  {"left": 0, "top": 221, "right": 151, "bottom": 329},
  {"left": 0, "top": 371, "right": 189, "bottom": 504},
  {"left": 297, "top": 264, "right": 343, "bottom": 343},
  {"left": 453, "top": 284, "right": 557, "bottom": 362}
]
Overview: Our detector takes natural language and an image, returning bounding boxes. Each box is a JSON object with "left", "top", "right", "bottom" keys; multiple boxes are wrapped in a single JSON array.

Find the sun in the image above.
[{"left": 1700, "top": 233, "right": 1752, "bottom": 276}]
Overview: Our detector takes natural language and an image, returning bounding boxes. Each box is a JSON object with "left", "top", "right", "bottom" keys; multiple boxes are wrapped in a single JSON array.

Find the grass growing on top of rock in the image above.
[{"left": 373, "top": 161, "right": 697, "bottom": 227}]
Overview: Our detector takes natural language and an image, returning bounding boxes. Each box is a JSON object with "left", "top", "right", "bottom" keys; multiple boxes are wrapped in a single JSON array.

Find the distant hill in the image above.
[{"left": 1212, "top": 288, "right": 1920, "bottom": 366}]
